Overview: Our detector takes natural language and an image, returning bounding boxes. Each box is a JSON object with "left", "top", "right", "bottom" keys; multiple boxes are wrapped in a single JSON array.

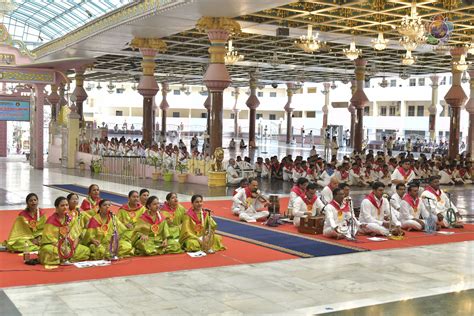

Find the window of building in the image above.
[
  {"left": 201, "top": 112, "right": 207, "bottom": 119},
  {"left": 389, "top": 106, "right": 396, "bottom": 116},
  {"left": 417, "top": 106, "right": 424, "bottom": 116},
  {"left": 115, "top": 110, "right": 123, "bottom": 116},
  {"left": 380, "top": 107, "right": 387, "bottom": 116},
  {"left": 364, "top": 80, "right": 370, "bottom": 88},
  {"left": 409, "top": 78, "right": 416, "bottom": 86},
  {"left": 364, "top": 107, "right": 370, "bottom": 116},
  {"left": 257, "top": 91, "right": 264, "bottom": 97},
  {"left": 418, "top": 78, "right": 425, "bottom": 86},
  {"left": 306, "top": 111, "right": 316, "bottom": 118},
  {"left": 449, "top": 76, "right": 452, "bottom": 85},
  {"left": 269, "top": 92, "right": 277, "bottom": 97},
  {"left": 172, "top": 112, "right": 180, "bottom": 118},
  {"left": 256, "top": 113, "right": 263, "bottom": 119},
  {"left": 269, "top": 114, "right": 276, "bottom": 120},
  {"left": 173, "top": 90, "right": 180, "bottom": 95},
  {"left": 440, "top": 76, "right": 446, "bottom": 85},
  {"left": 408, "top": 105, "right": 415, "bottom": 116},
  {"left": 390, "top": 79, "right": 396, "bottom": 87},
  {"left": 230, "top": 113, "right": 235, "bottom": 119}
]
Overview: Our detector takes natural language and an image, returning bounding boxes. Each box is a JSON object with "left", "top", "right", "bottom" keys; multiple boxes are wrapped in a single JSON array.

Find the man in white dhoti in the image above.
[
  {"left": 226, "top": 158, "right": 243, "bottom": 185},
  {"left": 323, "top": 187, "right": 363, "bottom": 240},
  {"left": 421, "top": 176, "right": 463, "bottom": 229},
  {"left": 231, "top": 178, "right": 269, "bottom": 222},
  {"left": 359, "top": 182, "right": 402, "bottom": 236},
  {"left": 292, "top": 183, "right": 325, "bottom": 227},
  {"left": 399, "top": 183, "right": 429, "bottom": 231},
  {"left": 320, "top": 177, "right": 339, "bottom": 205},
  {"left": 288, "top": 177, "right": 309, "bottom": 217},
  {"left": 390, "top": 159, "right": 415, "bottom": 193}
]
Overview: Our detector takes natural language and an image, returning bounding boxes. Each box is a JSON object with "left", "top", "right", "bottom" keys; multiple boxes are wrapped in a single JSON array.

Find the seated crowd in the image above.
[{"left": 4, "top": 185, "right": 225, "bottom": 266}]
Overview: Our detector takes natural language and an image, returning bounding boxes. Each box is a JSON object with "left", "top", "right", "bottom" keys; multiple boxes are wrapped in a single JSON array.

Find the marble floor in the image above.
[{"left": 1, "top": 156, "right": 473, "bottom": 315}]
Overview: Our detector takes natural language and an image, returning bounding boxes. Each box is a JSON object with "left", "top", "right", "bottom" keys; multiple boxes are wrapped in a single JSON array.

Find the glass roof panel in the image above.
[{"left": 1, "top": 0, "right": 132, "bottom": 49}]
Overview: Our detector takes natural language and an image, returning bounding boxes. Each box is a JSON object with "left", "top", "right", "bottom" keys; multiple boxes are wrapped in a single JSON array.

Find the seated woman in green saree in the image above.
[
  {"left": 160, "top": 192, "right": 186, "bottom": 248},
  {"left": 80, "top": 184, "right": 101, "bottom": 217},
  {"left": 117, "top": 190, "right": 146, "bottom": 242},
  {"left": 132, "top": 196, "right": 182, "bottom": 255},
  {"left": 6, "top": 193, "right": 47, "bottom": 252},
  {"left": 179, "top": 194, "right": 225, "bottom": 253},
  {"left": 66, "top": 193, "right": 91, "bottom": 232},
  {"left": 39, "top": 197, "right": 90, "bottom": 265},
  {"left": 82, "top": 199, "right": 134, "bottom": 260}
]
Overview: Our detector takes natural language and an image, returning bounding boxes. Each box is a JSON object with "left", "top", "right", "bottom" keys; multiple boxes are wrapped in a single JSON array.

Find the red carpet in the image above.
[
  {"left": 0, "top": 209, "right": 295, "bottom": 288},
  {"left": 205, "top": 199, "right": 474, "bottom": 251}
]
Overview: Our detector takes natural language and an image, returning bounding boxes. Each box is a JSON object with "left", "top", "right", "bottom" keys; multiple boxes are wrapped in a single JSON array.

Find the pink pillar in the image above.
[
  {"left": 321, "top": 82, "right": 330, "bottom": 133},
  {"left": 204, "top": 93, "right": 211, "bottom": 135},
  {"left": 350, "top": 59, "right": 369, "bottom": 153},
  {"left": 348, "top": 80, "right": 357, "bottom": 148},
  {"left": 71, "top": 67, "right": 88, "bottom": 126},
  {"left": 246, "top": 72, "right": 260, "bottom": 148},
  {"left": 444, "top": 48, "right": 468, "bottom": 160},
  {"left": 285, "top": 83, "right": 294, "bottom": 144},
  {"left": 466, "top": 70, "right": 474, "bottom": 158},
  {"left": 47, "top": 84, "right": 60, "bottom": 121},
  {"left": 0, "top": 121, "right": 6, "bottom": 157},
  {"left": 160, "top": 82, "right": 169, "bottom": 137},
  {"left": 32, "top": 84, "right": 46, "bottom": 169}
]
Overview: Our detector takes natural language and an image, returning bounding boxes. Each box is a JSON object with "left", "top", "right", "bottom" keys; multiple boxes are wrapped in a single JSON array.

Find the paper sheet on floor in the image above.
[
  {"left": 73, "top": 260, "right": 111, "bottom": 268},
  {"left": 367, "top": 237, "right": 388, "bottom": 241},
  {"left": 187, "top": 251, "right": 207, "bottom": 258},
  {"left": 436, "top": 231, "right": 455, "bottom": 235}
]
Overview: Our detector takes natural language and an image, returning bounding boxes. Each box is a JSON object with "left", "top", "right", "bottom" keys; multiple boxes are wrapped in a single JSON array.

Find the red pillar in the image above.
[
  {"left": 0, "top": 121, "right": 6, "bottom": 157},
  {"left": 465, "top": 70, "right": 474, "bottom": 158},
  {"left": 246, "top": 72, "right": 260, "bottom": 148},
  {"left": 350, "top": 59, "right": 369, "bottom": 153},
  {"left": 160, "top": 82, "right": 169, "bottom": 137}
]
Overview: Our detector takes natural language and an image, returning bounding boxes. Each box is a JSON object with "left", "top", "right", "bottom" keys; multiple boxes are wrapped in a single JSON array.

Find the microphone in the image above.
[
  {"left": 422, "top": 196, "right": 436, "bottom": 201},
  {"left": 203, "top": 208, "right": 213, "bottom": 213},
  {"left": 382, "top": 194, "right": 393, "bottom": 201}
]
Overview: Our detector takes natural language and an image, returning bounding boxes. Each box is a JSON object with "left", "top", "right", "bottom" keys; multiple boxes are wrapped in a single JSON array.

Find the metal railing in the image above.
[{"left": 101, "top": 156, "right": 147, "bottom": 179}]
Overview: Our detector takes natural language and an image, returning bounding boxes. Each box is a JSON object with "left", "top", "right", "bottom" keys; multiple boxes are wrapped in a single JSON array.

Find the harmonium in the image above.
[{"left": 298, "top": 215, "right": 324, "bottom": 235}]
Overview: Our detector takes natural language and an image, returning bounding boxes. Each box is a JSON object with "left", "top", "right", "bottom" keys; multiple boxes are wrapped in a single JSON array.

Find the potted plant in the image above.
[
  {"left": 162, "top": 160, "right": 174, "bottom": 182},
  {"left": 176, "top": 160, "right": 188, "bottom": 183},
  {"left": 79, "top": 159, "right": 86, "bottom": 171},
  {"left": 91, "top": 158, "right": 102, "bottom": 174},
  {"left": 149, "top": 155, "right": 162, "bottom": 180}
]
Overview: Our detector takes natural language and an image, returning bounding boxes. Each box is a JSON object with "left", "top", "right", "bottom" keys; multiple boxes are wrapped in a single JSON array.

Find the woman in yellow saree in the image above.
[
  {"left": 80, "top": 184, "right": 101, "bottom": 217},
  {"left": 179, "top": 194, "right": 225, "bottom": 253},
  {"left": 161, "top": 192, "right": 185, "bottom": 247},
  {"left": 132, "top": 196, "right": 182, "bottom": 255},
  {"left": 39, "top": 197, "right": 90, "bottom": 265},
  {"left": 82, "top": 199, "right": 134, "bottom": 260},
  {"left": 6, "top": 193, "right": 47, "bottom": 252},
  {"left": 117, "top": 190, "right": 146, "bottom": 242},
  {"left": 66, "top": 193, "right": 90, "bottom": 231}
]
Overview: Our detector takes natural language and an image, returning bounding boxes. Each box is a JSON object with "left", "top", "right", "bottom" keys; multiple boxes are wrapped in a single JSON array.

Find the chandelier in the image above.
[
  {"left": 85, "top": 82, "right": 94, "bottom": 92},
  {"left": 179, "top": 82, "right": 187, "bottom": 92},
  {"left": 399, "top": 36, "right": 422, "bottom": 51},
  {"left": 295, "top": 25, "right": 324, "bottom": 53},
  {"left": 224, "top": 40, "right": 244, "bottom": 65},
  {"left": 466, "top": 42, "right": 474, "bottom": 55},
  {"left": 372, "top": 32, "right": 389, "bottom": 51},
  {"left": 107, "top": 82, "right": 116, "bottom": 94},
  {"left": 199, "top": 87, "right": 207, "bottom": 96},
  {"left": 378, "top": 77, "right": 389, "bottom": 88},
  {"left": 453, "top": 54, "right": 469, "bottom": 72},
  {"left": 269, "top": 52, "right": 281, "bottom": 68},
  {"left": 461, "top": 71, "right": 469, "bottom": 84},
  {"left": 343, "top": 40, "right": 362, "bottom": 61},
  {"left": 131, "top": 83, "right": 137, "bottom": 91},
  {"left": 96, "top": 82, "right": 102, "bottom": 90},
  {"left": 0, "top": 0, "right": 17, "bottom": 18},
  {"left": 184, "top": 87, "right": 191, "bottom": 96},
  {"left": 330, "top": 81, "right": 337, "bottom": 90},
  {"left": 399, "top": 69, "right": 411, "bottom": 80},
  {"left": 395, "top": 3, "right": 425, "bottom": 41},
  {"left": 401, "top": 50, "right": 416, "bottom": 66},
  {"left": 341, "top": 77, "right": 350, "bottom": 84}
]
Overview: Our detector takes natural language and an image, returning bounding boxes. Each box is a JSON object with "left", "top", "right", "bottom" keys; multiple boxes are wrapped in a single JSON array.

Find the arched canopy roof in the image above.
[{"left": 1, "top": 0, "right": 130, "bottom": 48}]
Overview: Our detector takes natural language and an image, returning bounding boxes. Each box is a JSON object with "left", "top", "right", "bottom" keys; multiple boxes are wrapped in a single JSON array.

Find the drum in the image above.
[
  {"left": 298, "top": 215, "right": 324, "bottom": 235},
  {"left": 267, "top": 195, "right": 280, "bottom": 214}
]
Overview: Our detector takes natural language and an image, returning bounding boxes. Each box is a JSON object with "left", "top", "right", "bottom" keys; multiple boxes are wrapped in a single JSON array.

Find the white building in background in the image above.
[{"left": 80, "top": 72, "right": 471, "bottom": 143}]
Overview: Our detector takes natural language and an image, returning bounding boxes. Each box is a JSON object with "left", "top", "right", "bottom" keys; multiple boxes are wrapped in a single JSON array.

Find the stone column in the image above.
[
  {"left": 246, "top": 72, "right": 260, "bottom": 148},
  {"left": 466, "top": 70, "right": 474, "bottom": 158},
  {"left": 204, "top": 93, "right": 211, "bottom": 135},
  {"left": 0, "top": 121, "right": 6, "bottom": 157},
  {"left": 160, "top": 82, "right": 169, "bottom": 137},
  {"left": 444, "top": 48, "right": 468, "bottom": 160},
  {"left": 66, "top": 102, "right": 81, "bottom": 169},
  {"left": 233, "top": 87, "right": 240, "bottom": 137},
  {"left": 429, "top": 75, "right": 439, "bottom": 141},
  {"left": 285, "top": 83, "right": 294, "bottom": 144},
  {"left": 348, "top": 80, "right": 357, "bottom": 148},
  {"left": 350, "top": 59, "right": 369, "bottom": 153},
  {"left": 197, "top": 17, "right": 241, "bottom": 154},
  {"left": 31, "top": 84, "right": 46, "bottom": 169},
  {"left": 321, "top": 82, "right": 330, "bottom": 134},
  {"left": 131, "top": 38, "right": 167, "bottom": 147},
  {"left": 71, "top": 67, "right": 87, "bottom": 127}
]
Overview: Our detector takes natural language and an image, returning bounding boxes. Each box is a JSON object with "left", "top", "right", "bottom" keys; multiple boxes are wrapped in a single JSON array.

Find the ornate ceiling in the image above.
[{"left": 81, "top": 0, "right": 474, "bottom": 86}]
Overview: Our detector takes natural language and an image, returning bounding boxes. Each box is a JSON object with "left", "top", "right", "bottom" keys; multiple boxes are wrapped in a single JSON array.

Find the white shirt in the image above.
[
  {"left": 320, "top": 186, "right": 333, "bottom": 205},
  {"left": 360, "top": 195, "right": 400, "bottom": 226},
  {"left": 232, "top": 189, "right": 265, "bottom": 212},
  {"left": 292, "top": 196, "right": 325, "bottom": 226},
  {"left": 390, "top": 168, "right": 415, "bottom": 192},
  {"left": 390, "top": 193, "right": 403, "bottom": 211},
  {"left": 420, "top": 187, "right": 458, "bottom": 215},
  {"left": 399, "top": 197, "right": 429, "bottom": 222},
  {"left": 438, "top": 170, "right": 454, "bottom": 184},
  {"left": 324, "top": 201, "right": 355, "bottom": 231},
  {"left": 226, "top": 165, "right": 240, "bottom": 183}
]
